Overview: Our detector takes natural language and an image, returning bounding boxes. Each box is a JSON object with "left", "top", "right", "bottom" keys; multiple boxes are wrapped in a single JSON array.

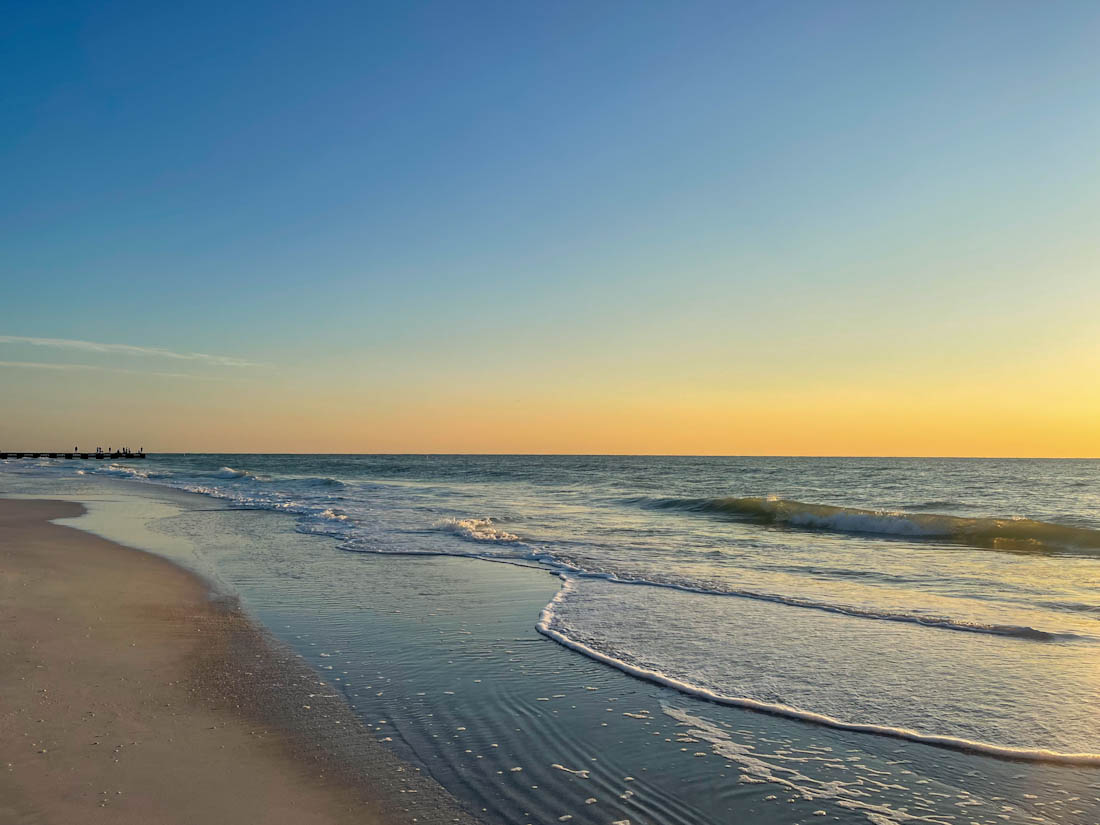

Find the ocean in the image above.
[{"left": 4, "top": 455, "right": 1099, "bottom": 823}]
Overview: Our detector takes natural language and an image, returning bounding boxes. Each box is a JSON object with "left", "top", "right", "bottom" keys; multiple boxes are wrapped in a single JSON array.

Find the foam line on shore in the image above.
[{"left": 535, "top": 577, "right": 1100, "bottom": 766}]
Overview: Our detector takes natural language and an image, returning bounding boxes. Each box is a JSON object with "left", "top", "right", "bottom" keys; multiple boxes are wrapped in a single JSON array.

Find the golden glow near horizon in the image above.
[
  {"left": 3, "top": 326, "right": 1098, "bottom": 457},
  {"left": 13, "top": 253, "right": 1100, "bottom": 457},
  {"left": 9, "top": 276, "right": 1098, "bottom": 456}
]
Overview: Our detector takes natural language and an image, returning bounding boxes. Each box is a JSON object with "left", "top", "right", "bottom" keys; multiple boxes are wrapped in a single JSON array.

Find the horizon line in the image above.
[{"left": 6, "top": 451, "right": 1096, "bottom": 460}]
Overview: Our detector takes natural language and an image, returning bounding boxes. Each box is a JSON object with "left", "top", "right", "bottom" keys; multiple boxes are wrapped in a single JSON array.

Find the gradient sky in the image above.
[{"left": 2, "top": 1, "right": 1099, "bottom": 455}]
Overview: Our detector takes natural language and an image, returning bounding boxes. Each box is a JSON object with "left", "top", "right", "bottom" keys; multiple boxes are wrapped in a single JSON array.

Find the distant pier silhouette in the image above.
[{"left": 0, "top": 449, "right": 147, "bottom": 460}]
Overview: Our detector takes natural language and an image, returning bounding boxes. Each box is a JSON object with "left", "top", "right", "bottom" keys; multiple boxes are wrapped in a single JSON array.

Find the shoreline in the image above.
[
  {"left": 4, "top": 470, "right": 1098, "bottom": 825},
  {"left": 0, "top": 498, "right": 479, "bottom": 825}
]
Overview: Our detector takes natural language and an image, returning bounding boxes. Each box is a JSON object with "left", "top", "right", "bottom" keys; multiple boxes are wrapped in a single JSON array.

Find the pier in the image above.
[{"left": 0, "top": 451, "right": 147, "bottom": 460}]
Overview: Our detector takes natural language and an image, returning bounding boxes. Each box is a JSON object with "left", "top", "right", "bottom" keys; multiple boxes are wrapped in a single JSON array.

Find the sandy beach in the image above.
[{"left": 0, "top": 498, "right": 478, "bottom": 825}]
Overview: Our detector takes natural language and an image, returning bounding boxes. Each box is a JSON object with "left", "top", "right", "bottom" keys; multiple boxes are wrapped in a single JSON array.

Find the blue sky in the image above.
[{"left": 2, "top": 1, "right": 1099, "bottom": 453}]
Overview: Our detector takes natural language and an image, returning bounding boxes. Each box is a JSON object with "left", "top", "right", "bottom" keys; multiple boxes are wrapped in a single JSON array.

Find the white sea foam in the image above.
[
  {"left": 84, "top": 462, "right": 150, "bottom": 480},
  {"left": 536, "top": 577, "right": 1100, "bottom": 766},
  {"left": 550, "top": 763, "right": 591, "bottom": 778},
  {"left": 214, "top": 466, "right": 251, "bottom": 478},
  {"left": 661, "top": 705, "right": 955, "bottom": 825},
  {"left": 437, "top": 517, "right": 520, "bottom": 543}
]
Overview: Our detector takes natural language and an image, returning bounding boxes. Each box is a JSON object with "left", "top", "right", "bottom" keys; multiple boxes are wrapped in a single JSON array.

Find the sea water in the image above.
[{"left": 4, "top": 455, "right": 1099, "bottom": 822}]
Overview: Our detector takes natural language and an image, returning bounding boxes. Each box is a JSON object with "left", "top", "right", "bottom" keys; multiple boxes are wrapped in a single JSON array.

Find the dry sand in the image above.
[{"left": 0, "top": 498, "right": 480, "bottom": 825}]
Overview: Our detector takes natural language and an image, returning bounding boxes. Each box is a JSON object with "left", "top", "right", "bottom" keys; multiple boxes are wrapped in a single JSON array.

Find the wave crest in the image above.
[
  {"left": 642, "top": 496, "right": 1100, "bottom": 554},
  {"left": 212, "top": 466, "right": 254, "bottom": 479},
  {"left": 299, "top": 476, "right": 344, "bottom": 488},
  {"left": 84, "top": 463, "right": 150, "bottom": 480}
]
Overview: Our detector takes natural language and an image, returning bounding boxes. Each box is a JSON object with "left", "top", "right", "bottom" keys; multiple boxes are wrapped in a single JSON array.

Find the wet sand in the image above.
[{"left": 0, "top": 498, "right": 479, "bottom": 825}]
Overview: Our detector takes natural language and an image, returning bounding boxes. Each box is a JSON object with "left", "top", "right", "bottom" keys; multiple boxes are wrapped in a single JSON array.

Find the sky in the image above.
[{"left": 2, "top": 1, "right": 1099, "bottom": 456}]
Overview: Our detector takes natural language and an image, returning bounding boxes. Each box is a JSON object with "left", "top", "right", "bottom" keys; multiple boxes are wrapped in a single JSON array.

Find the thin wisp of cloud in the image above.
[{"left": 0, "top": 335, "right": 258, "bottom": 367}]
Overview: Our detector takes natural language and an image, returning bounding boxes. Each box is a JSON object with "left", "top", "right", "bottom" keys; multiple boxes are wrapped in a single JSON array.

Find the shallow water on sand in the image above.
[
  {"left": 2, "top": 470, "right": 1098, "bottom": 825},
  {"left": 14, "top": 454, "right": 1100, "bottom": 760}
]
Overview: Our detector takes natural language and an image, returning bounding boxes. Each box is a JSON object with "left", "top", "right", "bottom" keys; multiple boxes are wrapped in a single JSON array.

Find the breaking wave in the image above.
[
  {"left": 639, "top": 496, "right": 1100, "bottom": 554},
  {"left": 82, "top": 463, "right": 151, "bottom": 480}
]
